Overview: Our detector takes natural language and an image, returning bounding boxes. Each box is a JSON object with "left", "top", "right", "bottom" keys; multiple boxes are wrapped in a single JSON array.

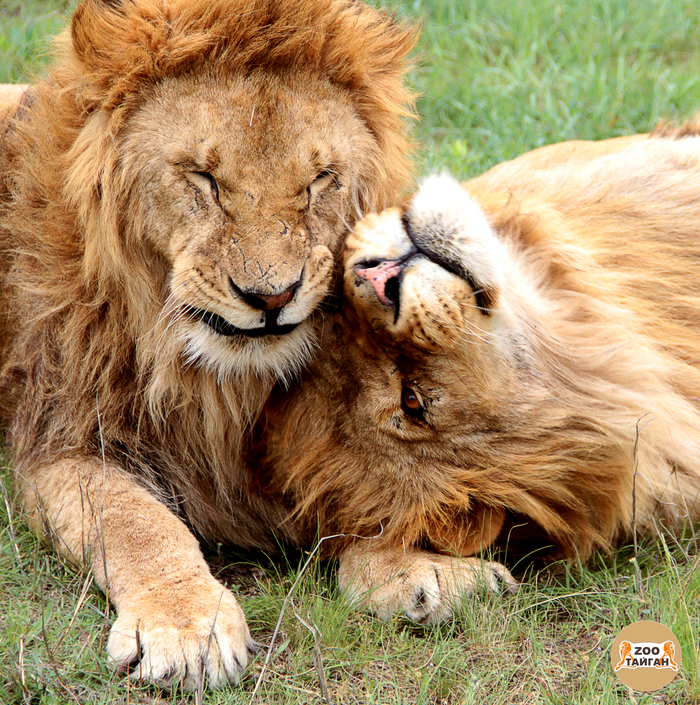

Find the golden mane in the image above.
[{"left": 0, "top": 0, "right": 416, "bottom": 545}]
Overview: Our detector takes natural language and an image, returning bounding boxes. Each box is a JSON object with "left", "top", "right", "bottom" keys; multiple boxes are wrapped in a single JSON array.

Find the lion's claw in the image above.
[
  {"left": 338, "top": 545, "right": 518, "bottom": 625},
  {"left": 107, "top": 582, "right": 253, "bottom": 689}
]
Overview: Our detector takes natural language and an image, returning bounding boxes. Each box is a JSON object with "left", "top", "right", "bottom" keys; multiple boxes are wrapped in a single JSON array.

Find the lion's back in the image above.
[{"left": 470, "top": 130, "right": 700, "bottom": 376}]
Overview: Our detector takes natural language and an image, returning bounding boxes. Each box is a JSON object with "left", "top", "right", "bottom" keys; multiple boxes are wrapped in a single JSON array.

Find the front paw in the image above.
[
  {"left": 338, "top": 546, "right": 518, "bottom": 625},
  {"left": 107, "top": 577, "right": 255, "bottom": 689}
]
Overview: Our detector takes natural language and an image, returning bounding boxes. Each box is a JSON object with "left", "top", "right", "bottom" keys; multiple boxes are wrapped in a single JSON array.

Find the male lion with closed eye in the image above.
[
  {"left": 256, "top": 123, "right": 700, "bottom": 624},
  {"left": 0, "top": 0, "right": 415, "bottom": 689}
]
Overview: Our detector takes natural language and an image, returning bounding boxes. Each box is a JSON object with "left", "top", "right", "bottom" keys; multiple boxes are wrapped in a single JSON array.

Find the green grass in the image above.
[
  {"left": 2, "top": 461, "right": 699, "bottom": 704},
  {"left": 0, "top": 0, "right": 73, "bottom": 83},
  {"left": 2, "top": 0, "right": 700, "bottom": 703},
  {"left": 403, "top": 0, "right": 700, "bottom": 178}
]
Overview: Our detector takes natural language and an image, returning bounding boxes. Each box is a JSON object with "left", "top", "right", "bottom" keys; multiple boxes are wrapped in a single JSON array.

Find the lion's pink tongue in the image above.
[{"left": 355, "top": 260, "right": 402, "bottom": 305}]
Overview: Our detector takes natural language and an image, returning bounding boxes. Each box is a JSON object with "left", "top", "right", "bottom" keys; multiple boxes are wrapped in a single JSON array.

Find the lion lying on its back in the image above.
[
  {"left": 0, "top": 0, "right": 415, "bottom": 689},
  {"left": 258, "top": 125, "right": 700, "bottom": 623}
]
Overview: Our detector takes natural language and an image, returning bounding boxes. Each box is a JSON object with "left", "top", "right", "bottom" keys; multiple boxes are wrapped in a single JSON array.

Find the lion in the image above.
[
  {"left": 0, "top": 0, "right": 415, "bottom": 689},
  {"left": 255, "top": 124, "right": 700, "bottom": 624}
]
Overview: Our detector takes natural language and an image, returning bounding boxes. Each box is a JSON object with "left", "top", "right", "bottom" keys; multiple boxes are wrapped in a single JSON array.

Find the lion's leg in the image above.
[
  {"left": 18, "top": 457, "right": 254, "bottom": 689},
  {"left": 337, "top": 543, "right": 518, "bottom": 625}
]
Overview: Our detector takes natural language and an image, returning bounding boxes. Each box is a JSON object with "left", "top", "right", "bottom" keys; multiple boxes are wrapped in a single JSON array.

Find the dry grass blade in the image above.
[
  {"left": 294, "top": 611, "right": 332, "bottom": 705},
  {"left": 509, "top": 589, "right": 599, "bottom": 617},
  {"left": 0, "top": 478, "right": 21, "bottom": 564},
  {"left": 51, "top": 572, "right": 94, "bottom": 655},
  {"left": 631, "top": 415, "right": 651, "bottom": 599},
  {"left": 249, "top": 533, "right": 345, "bottom": 703},
  {"left": 39, "top": 580, "right": 82, "bottom": 705},
  {"left": 18, "top": 636, "right": 29, "bottom": 704}
]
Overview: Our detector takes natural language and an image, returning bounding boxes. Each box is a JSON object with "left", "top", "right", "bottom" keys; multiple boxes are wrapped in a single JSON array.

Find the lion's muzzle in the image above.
[{"left": 354, "top": 258, "right": 408, "bottom": 306}]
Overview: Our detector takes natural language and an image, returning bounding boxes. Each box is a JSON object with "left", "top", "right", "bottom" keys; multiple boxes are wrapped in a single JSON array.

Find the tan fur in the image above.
[
  {"left": 0, "top": 0, "right": 415, "bottom": 689},
  {"left": 0, "top": 84, "right": 28, "bottom": 120},
  {"left": 338, "top": 544, "right": 517, "bottom": 625},
  {"left": 257, "top": 126, "right": 700, "bottom": 620}
]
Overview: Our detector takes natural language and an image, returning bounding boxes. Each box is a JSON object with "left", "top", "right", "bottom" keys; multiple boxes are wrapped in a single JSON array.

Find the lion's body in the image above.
[
  {"left": 257, "top": 127, "right": 700, "bottom": 620},
  {"left": 0, "top": 0, "right": 414, "bottom": 688},
  {"left": 0, "top": 84, "right": 27, "bottom": 120}
]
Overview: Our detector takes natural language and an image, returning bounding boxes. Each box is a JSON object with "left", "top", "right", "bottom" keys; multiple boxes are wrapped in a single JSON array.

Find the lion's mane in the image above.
[
  {"left": 257, "top": 130, "right": 700, "bottom": 562},
  {"left": 0, "top": 0, "right": 415, "bottom": 547}
]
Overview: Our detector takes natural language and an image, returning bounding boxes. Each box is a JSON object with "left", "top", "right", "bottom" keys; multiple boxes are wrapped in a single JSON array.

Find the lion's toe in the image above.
[
  {"left": 338, "top": 546, "right": 518, "bottom": 625},
  {"left": 405, "top": 555, "right": 518, "bottom": 625},
  {"left": 107, "top": 588, "right": 252, "bottom": 689},
  {"left": 485, "top": 560, "right": 520, "bottom": 594},
  {"left": 403, "top": 575, "right": 446, "bottom": 624}
]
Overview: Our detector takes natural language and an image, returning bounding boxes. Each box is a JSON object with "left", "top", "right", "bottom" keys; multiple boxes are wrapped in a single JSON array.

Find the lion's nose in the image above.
[
  {"left": 247, "top": 288, "right": 295, "bottom": 311},
  {"left": 230, "top": 278, "right": 300, "bottom": 311}
]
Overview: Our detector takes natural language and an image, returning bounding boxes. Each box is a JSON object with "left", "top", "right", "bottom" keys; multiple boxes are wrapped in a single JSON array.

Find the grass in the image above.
[
  {"left": 3, "top": 462, "right": 699, "bottom": 704},
  {"left": 1, "top": 0, "right": 700, "bottom": 703},
  {"left": 402, "top": 0, "right": 700, "bottom": 177},
  {"left": 0, "top": 0, "right": 72, "bottom": 82}
]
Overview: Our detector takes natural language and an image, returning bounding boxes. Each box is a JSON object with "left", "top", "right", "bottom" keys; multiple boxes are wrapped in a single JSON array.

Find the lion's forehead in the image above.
[{"left": 130, "top": 73, "right": 366, "bottom": 187}]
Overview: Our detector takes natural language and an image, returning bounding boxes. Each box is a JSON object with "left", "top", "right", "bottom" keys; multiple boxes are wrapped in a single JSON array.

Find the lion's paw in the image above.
[
  {"left": 338, "top": 546, "right": 518, "bottom": 625},
  {"left": 107, "top": 579, "right": 255, "bottom": 689}
]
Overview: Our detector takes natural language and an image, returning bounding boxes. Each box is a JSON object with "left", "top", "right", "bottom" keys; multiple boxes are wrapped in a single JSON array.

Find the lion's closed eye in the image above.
[
  {"left": 186, "top": 170, "right": 220, "bottom": 202},
  {"left": 307, "top": 169, "right": 339, "bottom": 203}
]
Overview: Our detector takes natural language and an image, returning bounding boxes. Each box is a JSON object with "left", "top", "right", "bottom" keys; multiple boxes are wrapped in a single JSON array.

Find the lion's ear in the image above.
[
  {"left": 72, "top": 0, "right": 106, "bottom": 61},
  {"left": 68, "top": 0, "right": 157, "bottom": 109},
  {"left": 70, "top": 0, "right": 130, "bottom": 69}
]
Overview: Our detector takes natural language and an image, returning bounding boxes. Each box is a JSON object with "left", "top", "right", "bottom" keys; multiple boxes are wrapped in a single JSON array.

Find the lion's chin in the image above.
[{"left": 183, "top": 316, "right": 316, "bottom": 381}]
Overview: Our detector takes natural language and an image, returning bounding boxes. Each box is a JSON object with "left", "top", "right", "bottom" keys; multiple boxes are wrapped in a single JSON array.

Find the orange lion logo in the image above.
[
  {"left": 614, "top": 641, "right": 633, "bottom": 671},
  {"left": 615, "top": 640, "right": 679, "bottom": 671},
  {"left": 663, "top": 641, "right": 679, "bottom": 671}
]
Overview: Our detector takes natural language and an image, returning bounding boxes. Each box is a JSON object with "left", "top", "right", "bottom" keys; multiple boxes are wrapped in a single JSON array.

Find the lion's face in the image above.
[
  {"left": 262, "top": 176, "right": 535, "bottom": 553},
  {"left": 50, "top": 0, "right": 415, "bottom": 383},
  {"left": 340, "top": 176, "right": 531, "bottom": 447},
  {"left": 264, "top": 174, "right": 590, "bottom": 554},
  {"left": 266, "top": 139, "right": 700, "bottom": 560},
  {"left": 122, "top": 71, "right": 381, "bottom": 376}
]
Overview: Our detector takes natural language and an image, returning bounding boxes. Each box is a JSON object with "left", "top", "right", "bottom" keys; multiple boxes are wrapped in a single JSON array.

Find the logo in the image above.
[
  {"left": 611, "top": 621, "right": 681, "bottom": 692},
  {"left": 613, "top": 641, "right": 679, "bottom": 671}
]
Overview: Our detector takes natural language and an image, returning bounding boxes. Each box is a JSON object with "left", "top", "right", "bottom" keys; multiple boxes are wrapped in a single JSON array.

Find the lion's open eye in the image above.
[{"left": 401, "top": 386, "right": 425, "bottom": 420}]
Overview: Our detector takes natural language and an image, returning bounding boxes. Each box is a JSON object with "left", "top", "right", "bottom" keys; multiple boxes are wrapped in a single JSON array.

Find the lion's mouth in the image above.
[
  {"left": 353, "top": 215, "right": 491, "bottom": 315},
  {"left": 354, "top": 251, "right": 416, "bottom": 325},
  {"left": 185, "top": 306, "right": 300, "bottom": 338},
  {"left": 354, "top": 255, "right": 411, "bottom": 307}
]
